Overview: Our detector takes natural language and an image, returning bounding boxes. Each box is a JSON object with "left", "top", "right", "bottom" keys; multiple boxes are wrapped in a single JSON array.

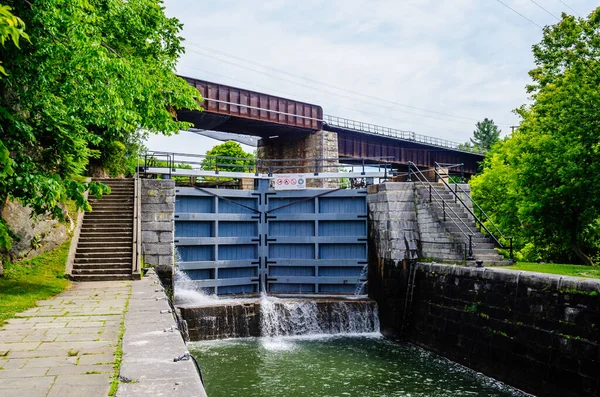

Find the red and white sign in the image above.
[{"left": 273, "top": 174, "right": 306, "bottom": 190}]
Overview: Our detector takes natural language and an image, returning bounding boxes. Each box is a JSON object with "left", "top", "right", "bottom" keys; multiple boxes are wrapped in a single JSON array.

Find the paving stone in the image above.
[
  {"left": 77, "top": 353, "right": 116, "bottom": 366},
  {"left": 0, "top": 342, "right": 41, "bottom": 351},
  {"left": 0, "top": 332, "right": 24, "bottom": 342},
  {"left": 53, "top": 373, "right": 111, "bottom": 385},
  {"left": 0, "top": 358, "right": 28, "bottom": 369},
  {"left": 0, "top": 366, "right": 48, "bottom": 378},
  {"left": 47, "top": 364, "right": 113, "bottom": 376},
  {"left": 47, "top": 384, "right": 111, "bottom": 397},
  {"left": 23, "top": 356, "right": 78, "bottom": 368}
]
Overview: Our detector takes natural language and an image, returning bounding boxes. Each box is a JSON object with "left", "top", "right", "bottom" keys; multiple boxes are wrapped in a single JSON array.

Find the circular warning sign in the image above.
[{"left": 277, "top": 179, "right": 283, "bottom": 185}]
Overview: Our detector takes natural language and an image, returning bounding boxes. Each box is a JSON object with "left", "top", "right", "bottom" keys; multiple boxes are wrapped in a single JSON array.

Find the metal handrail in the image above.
[
  {"left": 324, "top": 114, "right": 484, "bottom": 154},
  {"left": 434, "top": 162, "right": 507, "bottom": 243},
  {"left": 408, "top": 162, "right": 475, "bottom": 244}
]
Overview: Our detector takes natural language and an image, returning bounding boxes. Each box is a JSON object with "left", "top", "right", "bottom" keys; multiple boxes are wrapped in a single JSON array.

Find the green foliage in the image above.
[
  {"left": 458, "top": 118, "right": 501, "bottom": 153},
  {"left": 471, "top": 8, "right": 600, "bottom": 265},
  {"left": 0, "top": 5, "right": 29, "bottom": 77},
  {"left": 0, "top": 0, "right": 201, "bottom": 250},
  {"left": 201, "top": 141, "right": 255, "bottom": 173},
  {"left": 470, "top": 118, "right": 501, "bottom": 153},
  {"left": 0, "top": 240, "right": 71, "bottom": 326}
]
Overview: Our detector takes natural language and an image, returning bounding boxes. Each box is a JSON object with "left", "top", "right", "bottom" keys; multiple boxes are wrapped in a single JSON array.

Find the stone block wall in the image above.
[
  {"left": 401, "top": 263, "right": 600, "bottom": 397},
  {"left": 141, "top": 179, "right": 175, "bottom": 273},
  {"left": 257, "top": 130, "right": 339, "bottom": 188}
]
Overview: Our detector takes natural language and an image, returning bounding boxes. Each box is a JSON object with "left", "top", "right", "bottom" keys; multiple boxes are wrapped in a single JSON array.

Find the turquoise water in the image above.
[{"left": 189, "top": 335, "right": 530, "bottom": 397}]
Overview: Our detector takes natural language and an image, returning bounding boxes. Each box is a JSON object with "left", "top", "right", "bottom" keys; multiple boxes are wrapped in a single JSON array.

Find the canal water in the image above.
[{"left": 189, "top": 335, "right": 531, "bottom": 397}]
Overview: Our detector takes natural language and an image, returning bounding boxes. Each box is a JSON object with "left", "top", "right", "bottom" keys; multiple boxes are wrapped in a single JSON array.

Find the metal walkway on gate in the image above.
[{"left": 174, "top": 179, "right": 369, "bottom": 295}]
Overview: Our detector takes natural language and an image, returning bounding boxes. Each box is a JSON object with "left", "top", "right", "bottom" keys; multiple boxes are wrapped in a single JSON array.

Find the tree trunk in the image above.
[
  {"left": 88, "top": 159, "right": 108, "bottom": 178},
  {"left": 571, "top": 243, "right": 595, "bottom": 266}
]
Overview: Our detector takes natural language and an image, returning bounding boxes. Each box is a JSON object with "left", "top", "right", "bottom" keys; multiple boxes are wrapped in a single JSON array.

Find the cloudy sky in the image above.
[{"left": 146, "top": 0, "right": 598, "bottom": 155}]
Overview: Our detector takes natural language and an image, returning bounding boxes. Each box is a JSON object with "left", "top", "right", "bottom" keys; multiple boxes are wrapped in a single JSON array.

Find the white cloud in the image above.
[{"left": 146, "top": 0, "right": 598, "bottom": 153}]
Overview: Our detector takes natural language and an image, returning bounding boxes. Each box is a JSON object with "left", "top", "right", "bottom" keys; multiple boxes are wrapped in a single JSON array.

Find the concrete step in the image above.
[
  {"left": 73, "top": 263, "right": 131, "bottom": 270},
  {"left": 76, "top": 246, "right": 131, "bottom": 253},
  {"left": 75, "top": 251, "right": 132, "bottom": 258},
  {"left": 83, "top": 218, "right": 132, "bottom": 224},
  {"left": 72, "top": 268, "right": 131, "bottom": 275},
  {"left": 81, "top": 226, "right": 133, "bottom": 233},
  {"left": 472, "top": 248, "right": 501, "bottom": 255},
  {"left": 78, "top": 236, "right": 132, "bottom": 243},
  {"left": 74, "top": 257, "right": 132, "bottom": 264},
  {"left": 71, "top": 274, "right": 136, "bottom": 281},
  {"left": 79, "top": 231, "right": 133, "bottom": 237}
]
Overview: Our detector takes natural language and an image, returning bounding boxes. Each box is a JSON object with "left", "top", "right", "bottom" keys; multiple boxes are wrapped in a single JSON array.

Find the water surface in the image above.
[{"left": 189, "top": 335, "right": 530, "bottom": 397}]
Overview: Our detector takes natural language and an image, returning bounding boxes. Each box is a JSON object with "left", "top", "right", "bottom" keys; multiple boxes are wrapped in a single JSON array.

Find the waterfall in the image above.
[
  {"left": 259, "top": 293, "right": 380, "bottom": 338},
  {"left": 175, "top": 264, "right": 380, "bottom": 341}
]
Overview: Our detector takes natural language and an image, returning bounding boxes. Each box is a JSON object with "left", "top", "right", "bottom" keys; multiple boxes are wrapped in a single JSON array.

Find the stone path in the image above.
[{"left": 0, "top": 281, "right": 131, "bottom": 397}]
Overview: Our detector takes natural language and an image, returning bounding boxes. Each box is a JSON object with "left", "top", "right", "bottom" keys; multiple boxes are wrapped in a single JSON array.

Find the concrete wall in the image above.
[
  {"left": 141, "top": 179, "right": 175, "bottom": 274},
  {"left": 371, "top": 261, "right": 600, "bottom": 397}
]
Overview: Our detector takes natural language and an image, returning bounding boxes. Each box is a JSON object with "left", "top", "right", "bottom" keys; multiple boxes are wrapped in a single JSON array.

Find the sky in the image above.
[{"left": 146, "top": 0, "right": 599, "bottom": 155}]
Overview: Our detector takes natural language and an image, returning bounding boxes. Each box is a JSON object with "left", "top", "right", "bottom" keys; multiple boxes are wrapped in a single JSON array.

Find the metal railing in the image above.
[
  {"left": 434, "top": 162, "right": 513, "bottom": 261},
  {"left": 141, "top": 151, "right": 394, "bottom": 182},
  {"left": 324, "top": 114, "right": 483, "bottom": 153},
  {"left": 408, "top": 161, "right": 476, "bottom": 256}
]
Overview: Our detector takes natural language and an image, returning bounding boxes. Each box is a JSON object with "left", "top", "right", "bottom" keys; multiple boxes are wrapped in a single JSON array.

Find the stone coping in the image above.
[{"left": 416, "top": 262, "right": 600, "bottom": 293}]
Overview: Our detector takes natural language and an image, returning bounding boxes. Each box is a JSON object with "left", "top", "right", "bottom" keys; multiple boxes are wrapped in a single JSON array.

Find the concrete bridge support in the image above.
[{"left": 257, "top": 130, "right": 339, "bottom": 188}]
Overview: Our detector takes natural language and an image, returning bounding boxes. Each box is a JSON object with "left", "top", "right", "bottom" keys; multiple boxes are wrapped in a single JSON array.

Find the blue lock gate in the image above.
[{"left": 174, "top": 179, "right": 368, "bottom": 295}]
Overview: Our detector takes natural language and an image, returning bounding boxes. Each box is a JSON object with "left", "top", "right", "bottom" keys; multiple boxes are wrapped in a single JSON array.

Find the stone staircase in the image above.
[
  {"left": 416, "top": 183, "right": 506, "bottom": 265},
  {"left": 71, "top": 178, "right": 136, "bottom": 281}
]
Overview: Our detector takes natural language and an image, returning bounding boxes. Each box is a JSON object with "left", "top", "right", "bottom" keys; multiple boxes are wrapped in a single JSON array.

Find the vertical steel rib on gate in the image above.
[{"left": 174, "top": 180, "right": 369, "bottom": 296}]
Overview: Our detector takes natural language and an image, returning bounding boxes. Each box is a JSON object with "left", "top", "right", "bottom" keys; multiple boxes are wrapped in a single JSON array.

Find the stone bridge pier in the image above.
[{"left": 257, "top": 130, "right": 339, "bottom": 188}]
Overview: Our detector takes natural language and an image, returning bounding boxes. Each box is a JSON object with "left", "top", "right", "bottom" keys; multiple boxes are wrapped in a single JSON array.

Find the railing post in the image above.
[
  {"left": 407, "top": 164, "right": 412, "bottom": 182},
  {"left": 443, "top": 201, "right": 446, "bottom": 222},
  {"left": 434, "top": 163, "right": 438, "bottom": 183},
  {"left": 429, "top": 185, "right": 432, "bottom": 202},
  {"left": 467, "top": 235, "right": 474, "bottom": 260},
  {"left": 254, "top": 158, "right": 259, "bottom": 177},
  {"left": 461, "top": 163, "right": 465, "bottom": 183},
  {"left": 361, "top": 158, "right": 366, "bottom": 176},
  {"left": 314, "top": 158, "right": 319, "bottom": 176},
  {"left": 454, "top": 180, "right": 458, "bottom": 203}
]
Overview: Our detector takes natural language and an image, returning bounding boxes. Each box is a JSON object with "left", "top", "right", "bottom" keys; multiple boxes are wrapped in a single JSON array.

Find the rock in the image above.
[{"left": 1, "top": 200, "right": 69, "bottom": 261}]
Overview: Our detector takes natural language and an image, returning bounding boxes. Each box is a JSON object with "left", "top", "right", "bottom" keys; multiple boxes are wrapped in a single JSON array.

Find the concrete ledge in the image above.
[
  {"left": 117, "top": 270, "right": 207, "bottom": 397},
  {"left": 416, "top": 262, "right": 600, "bottom": 293}
]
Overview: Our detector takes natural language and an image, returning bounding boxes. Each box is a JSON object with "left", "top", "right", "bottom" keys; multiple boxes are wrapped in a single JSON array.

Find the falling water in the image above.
[{"left": 259, "top": 293, "right": 379, "bottom": 338}]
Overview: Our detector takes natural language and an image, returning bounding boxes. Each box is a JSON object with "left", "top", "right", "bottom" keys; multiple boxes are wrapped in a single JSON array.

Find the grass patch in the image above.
[
  {"left": 497, "top": 262, "right": 600, "bottom": 279},
  {"left": 0, "top": 241, "right": 71, "bottom": 326},
  {"left": 109, "top": 286, "right": 131, "bottom": 396}
]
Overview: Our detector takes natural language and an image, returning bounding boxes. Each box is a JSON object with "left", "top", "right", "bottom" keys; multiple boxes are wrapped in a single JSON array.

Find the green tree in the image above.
[
  {"left": 0, "top": 0, "right": 201, "bottom": 251},
  {"left": 470, "top": 118, "right": 501, "bottom": 153},
  {"left": 471, "top": 8, "right": 600, "bottom": 265},
  {"left": 201, "top": 141, "right": 255, "bottom": 173}
]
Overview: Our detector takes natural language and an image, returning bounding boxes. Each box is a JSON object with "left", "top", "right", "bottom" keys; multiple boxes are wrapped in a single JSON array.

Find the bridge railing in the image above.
[{"left": 324, "top": 114, "right": 482, "bottom": 153}]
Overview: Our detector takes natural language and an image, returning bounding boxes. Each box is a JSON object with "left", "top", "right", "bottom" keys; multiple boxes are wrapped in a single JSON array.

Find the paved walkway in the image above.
[{"left": 0, "top": 281, "right": 131, "bottom": 397}]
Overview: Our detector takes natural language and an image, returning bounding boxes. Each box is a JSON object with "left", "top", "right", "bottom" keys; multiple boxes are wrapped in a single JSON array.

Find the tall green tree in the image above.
[
  {"left": 201, "top": 141, "right": 255, "bottom": 173},
  {"left": 470, "top": 118, "right": 501, "bottom": 153},
  {"left": 471, "top": 8, "right": 600, "bottom": 265},
  {"left": 0, "top": 0, "right": 201, "bottom": 251}
]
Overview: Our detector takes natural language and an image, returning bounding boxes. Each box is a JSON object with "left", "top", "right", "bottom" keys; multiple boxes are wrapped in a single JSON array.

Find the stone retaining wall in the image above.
[
  {"left": 373, "top": 262, "right": 600, "bottom": 397},
  {"left": 140, "top": 179, "right": 175, "bottom": 275}
]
